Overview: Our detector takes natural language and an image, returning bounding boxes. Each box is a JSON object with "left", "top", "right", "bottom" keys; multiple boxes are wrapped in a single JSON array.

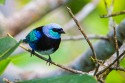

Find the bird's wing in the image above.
[{"left": 25, "top": 29, "right": 42, "bottom": 43}]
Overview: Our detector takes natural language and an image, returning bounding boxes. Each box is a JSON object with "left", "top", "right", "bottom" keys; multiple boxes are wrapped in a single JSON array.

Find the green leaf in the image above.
[
  {"left": 0, "top": 37, "right": 22, "bottom": 61},
  {"left": 17, "top": 74, "right": 97, "bottom": 83},
  {"left": 0, "top": 0, "right": 5, "bottom": 5},
  {"left": 0, "top": 39, "right": 22, "bottom": 60},
  {"left": 0, "top": 36, "right": 17, "bottom": 55},
  {"left": 0, "top": 59, "right": 11, "bottom": 75}
]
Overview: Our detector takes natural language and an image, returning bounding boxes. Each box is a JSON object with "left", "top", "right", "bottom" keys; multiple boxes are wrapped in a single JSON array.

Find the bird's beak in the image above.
[{"left": 58, "top": 29, "right": 65, "bottom": 34}]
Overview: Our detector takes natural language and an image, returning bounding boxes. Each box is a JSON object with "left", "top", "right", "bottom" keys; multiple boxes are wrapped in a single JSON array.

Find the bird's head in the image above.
[{"left": 42, "top": 23, "right": 65, "bottom": 39}]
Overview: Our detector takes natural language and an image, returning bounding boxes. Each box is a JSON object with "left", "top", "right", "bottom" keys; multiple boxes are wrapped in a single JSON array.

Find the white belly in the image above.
[{"left": 37, "top": 48, "right": 54, "bottom": 55}]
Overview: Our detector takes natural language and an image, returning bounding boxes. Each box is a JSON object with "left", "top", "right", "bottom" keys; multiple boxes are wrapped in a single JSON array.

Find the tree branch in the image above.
[
  {"left": 64, "top": 0, "right": 100, "bottom": 31},
  {"left": 110, "top": 67, "right": 125, "bottom": 72},
  {"left": 67, "top": 7, "right": 97, "bottom": 61},
  {"left": 113, "top": 26, "right": 119, "bottom": 67},
  {"left": 96, "top": 50, "right": 125, "bottom": 76},
  {"left": 69, "top": 19, "right": 125, "bottom": 72},
  {"left": 19, "top": 44, "right": 85, "bottom": 74},
  {"left": 7, "top": 32, "right": 86, "bottom": 74},
  {"left": 100, "top": 10, "right": 125, "bottom": 18},
  {"left": 62, "top": 35, "right": 108, "bottom": 41}
]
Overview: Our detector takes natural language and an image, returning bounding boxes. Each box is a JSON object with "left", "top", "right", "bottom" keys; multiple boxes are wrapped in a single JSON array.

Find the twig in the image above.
[
  {"left": 94, "top": 64, "right": 100, "bottom": 76},
  {"left": 67, "top": 7, "right": 97, "bottom": 61},
  {"left": 103, "top": 0, "right": 116, "bottom": 31},
  {"left": 103, "top": 0, "right": 119, "bottom": 68},
  {"left": 94, "top": 60, "right": 106, "bottom": 76},
  {"left": 98, "top": 66, "right": 125, "bottom": 80},
  {"left": 7, "top": 33, "right": 85, "bottom": 74},
  {"left": 109, "top": 0, "right": 115, "bottom": 13},
  {"left": 103, "top": 0, "right": 114, "bottom": 13},
  {"left": 100, "top": 10, "right": 125, "bottom": 18},
  {"left": 113, "top": 26, "right": 119, "bottom": 67},
  {"left": 98, "top": 79, "right": 105, "bottom": 83},
  {"left": 96, "top": 50, "right": 125, "bottom": 76},
  {"left": 19, "top": 44, "right": 85, "bottom": 74},
  {"left": 108, "top": 0, "right": 116, "bottom": 31},
  {"left": 67, "top": 7, "right": 99, "bottom": 76},
  {"left": 94, "top": 1, "right": 115, "bottom": 76},
  {"left": 110, "top": 67, "right": 125, "bottom": 72},
  {"left": 64, "top": 0, "right": 100, "bottom": 31},
  {"left": 62, "top": 35, "right": 108, "bottom": 41},
  {"left": 103, "top": 0, "right": 108, "bottom": 12}
]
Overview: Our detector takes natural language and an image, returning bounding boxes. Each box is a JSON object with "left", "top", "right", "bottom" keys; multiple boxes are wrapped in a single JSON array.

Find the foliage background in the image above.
[{"left": 0, "top": 0, "right": 125, "bottom": 83}]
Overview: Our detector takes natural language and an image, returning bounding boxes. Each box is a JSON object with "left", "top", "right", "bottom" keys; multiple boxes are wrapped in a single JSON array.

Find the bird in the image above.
[{"left": 23, "top": 23, "right": 65, "bottom": 65}]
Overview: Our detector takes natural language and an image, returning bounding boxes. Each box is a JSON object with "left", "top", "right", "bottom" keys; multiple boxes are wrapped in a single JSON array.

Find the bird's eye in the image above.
[{"left": 52, "top": 28, "right": 59, "bottom": 32}]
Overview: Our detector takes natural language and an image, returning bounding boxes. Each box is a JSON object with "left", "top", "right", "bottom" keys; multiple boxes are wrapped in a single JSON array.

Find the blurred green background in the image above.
[{"left": 0, "top": 0, "right": 125, "bottom": 83}]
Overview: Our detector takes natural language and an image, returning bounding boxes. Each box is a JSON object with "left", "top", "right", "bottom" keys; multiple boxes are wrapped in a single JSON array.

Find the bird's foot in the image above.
[
  {"left": 30, "top": 50, "right": 35, "bottom": 57},
  {"left": 46, "top": 55, "right": 52, "bottom": 66}
]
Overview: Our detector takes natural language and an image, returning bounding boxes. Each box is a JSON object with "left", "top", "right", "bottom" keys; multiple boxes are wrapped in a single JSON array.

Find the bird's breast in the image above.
[
  {"left": 37, "top": 48, "right": 54, "bottom": 55},
  {"left": 35, "top": 36, "right": 61, "bottom": 51}
]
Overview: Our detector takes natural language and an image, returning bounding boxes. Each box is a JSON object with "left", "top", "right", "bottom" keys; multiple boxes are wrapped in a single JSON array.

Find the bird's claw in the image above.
[
  {"left": 46, "top": 55, "right": 52, "bottom": 66},
  {"left": 46, "top": 60, "right": 52, "bottom": 66},
  {"left": 30, "top": 50, "right": 35, "bottom": 57}
]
